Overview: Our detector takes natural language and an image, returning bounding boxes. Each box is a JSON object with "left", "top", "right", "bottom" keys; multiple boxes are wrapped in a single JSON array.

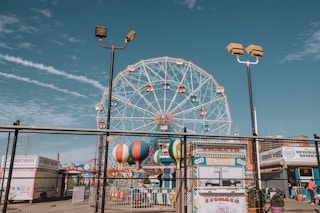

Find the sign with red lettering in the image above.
[
  {"left": 193, "top": 194, "right": 246, "bottom": 213},
  {"left": 1, "top": 155, "right": 59, "bottom": 170}
]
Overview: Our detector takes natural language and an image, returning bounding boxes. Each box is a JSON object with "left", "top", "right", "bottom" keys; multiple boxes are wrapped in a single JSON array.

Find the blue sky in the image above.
[{"left": 0, "top": 0, "right": 319, "bottom": 164}]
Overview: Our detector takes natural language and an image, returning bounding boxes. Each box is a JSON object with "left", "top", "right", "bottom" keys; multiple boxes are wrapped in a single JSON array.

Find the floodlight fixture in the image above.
[
  {"left": 226, "top": 42, "right": 263, "bottom": 65},
  {"left": 95, "top": 26, "right": 107, "bottom": 38},
  {"left": 226, "top": 43, "right": 244, "bottom": 55},
  {"left": 246, "top": 44, "right": 263, "bottom": 58},
  {"left": 125, "top": 30, "right": 136, "bottom": 43}
]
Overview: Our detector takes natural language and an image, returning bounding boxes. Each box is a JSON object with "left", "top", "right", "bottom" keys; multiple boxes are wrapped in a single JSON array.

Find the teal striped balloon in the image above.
[{"left": 153, "top": 149, "right": 163, "bottom": 163}]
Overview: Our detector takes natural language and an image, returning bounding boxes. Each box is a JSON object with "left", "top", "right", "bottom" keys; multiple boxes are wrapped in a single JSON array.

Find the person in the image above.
[
  {"left": 291, "top": 179, "right": 297, "bottom": 198},
  {"left": 288, "top": 177, "right": 293, "bottom": 198},
  {"left": 308, "top": 178, "right": 316, "bottom": 205},
  {"left": 288, "top": 177, "right": 297, "bottom": 198}
]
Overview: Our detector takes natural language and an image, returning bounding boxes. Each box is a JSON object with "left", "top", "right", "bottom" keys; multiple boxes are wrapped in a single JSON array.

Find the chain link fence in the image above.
[{"left": 0, "top": 124, "right": 319, "bottom": 213}]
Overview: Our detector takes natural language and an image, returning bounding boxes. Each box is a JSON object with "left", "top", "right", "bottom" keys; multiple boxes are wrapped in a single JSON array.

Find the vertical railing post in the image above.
[
  {"left": 2, "top": 120, "right": 20, "bottom": 213},
  {"left": 183, "top": 127, "right": 187, "bottom": 213},
  {"left": 0, "top": 132, "right": 11, "bottom": 204}
]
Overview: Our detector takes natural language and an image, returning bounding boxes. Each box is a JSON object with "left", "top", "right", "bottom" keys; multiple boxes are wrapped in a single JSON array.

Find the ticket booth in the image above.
[{"left": 187, "top": 141, "right": 251, "bottom": 213}]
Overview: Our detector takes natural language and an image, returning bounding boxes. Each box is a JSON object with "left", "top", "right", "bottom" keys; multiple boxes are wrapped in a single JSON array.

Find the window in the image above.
[{"left": 198, "top": 166, "right": 244, "bottom": 187}]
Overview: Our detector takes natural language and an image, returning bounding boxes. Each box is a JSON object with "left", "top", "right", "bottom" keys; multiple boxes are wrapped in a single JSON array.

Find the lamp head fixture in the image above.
[
  {"left": 226, "top": 43, "right": 244, "bottom": 55},
  {"left": 125, "top": 30, "right": 136, "bottom": 43},
  {"left": 245, "top": 44, "right": 263, "bottom": 58},
  {"left": 95, "top": 26, "right": 107, "bottom": 38}
]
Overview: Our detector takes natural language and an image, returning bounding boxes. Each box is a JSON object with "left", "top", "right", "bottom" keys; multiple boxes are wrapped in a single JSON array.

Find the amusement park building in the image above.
[
  {"left": 258, "top": 135, "right": 320, "bottom": 199},
  {"left": 259, "top": 135, "right": 310, "bottom": 152}
]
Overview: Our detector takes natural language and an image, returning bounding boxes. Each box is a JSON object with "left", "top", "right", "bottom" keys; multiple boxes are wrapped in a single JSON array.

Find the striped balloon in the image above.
[
  {"left": 153, "top": 149, "right": 163, "bottom": 164},
  {"left": 112, "top": 144, "right": 129, "bottom": 170},
  {"left": 168, "top": 138, "right": 184, "bottom": 169},
  {"left": 129, "top": 140, "right": 149, "bottom": 170}
]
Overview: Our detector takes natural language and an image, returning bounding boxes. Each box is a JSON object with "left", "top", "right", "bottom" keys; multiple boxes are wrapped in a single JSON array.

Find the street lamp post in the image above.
[
  {"left": 94, "top": 102, "right": 104, "bottom": 213},
  {"left": 226, "top": 43, "right": 263, "bottom": 213},
  {"left": 95, "top": 26, "right": 136, "bottom": 213}
]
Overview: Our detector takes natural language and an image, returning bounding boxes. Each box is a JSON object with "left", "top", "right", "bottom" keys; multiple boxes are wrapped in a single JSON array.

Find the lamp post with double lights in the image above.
[
  {"left": 94, "top": 103, "right": 105, "bottom": 213},
  {"left": 226, "top": 43, "right": 263, "bottom": 213},
  {"left": 95, "top": 26, "right": 136, "bottom": 213}
]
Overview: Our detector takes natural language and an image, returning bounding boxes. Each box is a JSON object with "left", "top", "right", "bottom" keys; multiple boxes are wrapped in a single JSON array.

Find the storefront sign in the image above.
[
  {"left": 1, "top": 155, "right": 59, "bottom": 170},
  {"left": 193, "top": 195, "right": 246, "bottom": 213},
  {"left": 283, "top": 147, "right": 319, "bottom": 161},
  {"left": 192, "top": 157, "right": 246, "bottom": 166},
  {"left": 194, "top": 144, "right": 246, "bottom": 160},
  {"left": 260, "top": 146, "right": 320, "bottom": 165},
  {"left": 260, "top": 147, "right": 282, "bottom": 161}
]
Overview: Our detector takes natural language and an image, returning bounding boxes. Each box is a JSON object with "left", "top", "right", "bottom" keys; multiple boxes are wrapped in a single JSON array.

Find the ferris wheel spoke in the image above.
[
  {"left": 112, "top": 96, "right": 155, "bottom": 117},
  {"left": 141, "top": 61, "right": 164, "bottom": 115},
  {"left": 169, "top": 77, "right": 211, "bottom": 114},
  {"left": 118, "top": 72, "right": 160, "bottom": 114},
  {"left": 166, "top": 62, "right": 191, "bottom": 113}
]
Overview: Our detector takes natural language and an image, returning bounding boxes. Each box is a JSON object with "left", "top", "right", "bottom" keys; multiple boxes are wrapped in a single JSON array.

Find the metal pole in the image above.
[
  {"left": 314, "top": 134, "right": 320, "bottom": 179},
  {"left": 95, "top": 134, "right": 103, "bottom": 213},
  {"left": 183, "top": 127, "right": 187, "bottom": 213},
  {"left": 0, "top": 132, "right": 11, "bottom": 204},
  {"left": 246, "top": 63, "right": 261, "bottom": 213},
  {"left": 177, "top": 136, "right": 182, "bottom": 213},
  {"left": 2, "top": 120, "right": 20, "bottom": 213},
  {"left": 101, "top": 45, "right": 115, "bottom": 213}
]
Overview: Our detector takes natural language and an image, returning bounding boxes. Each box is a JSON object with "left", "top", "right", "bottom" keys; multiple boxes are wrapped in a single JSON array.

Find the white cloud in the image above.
[
  {"left": 282, "top": 25, "right": 320, "bottom": 62},
  {"left": 0, "top": 71, "right": 87, "bottom": 97},
  {"left": 0, "top": 14, "right": 20, "bottom": 34},
  {"left": 61, "top": 34, "right": 82, "bottom": 43},
  {"left": 18, "top": 25, "right": 38, "bottom": 34},
  {"left": 19, "top": 42, "right": 33, "bottom": 49},
  {"left": 50, "top": 39, "right": 64, "bottom": 46},
  {"left": 30, "top": 8, "right": 52, "bottom": 18},
  {"left": 0, "top": 14, "right": 38, "bottom": 35},
  {"left": 0, "top": 42, "right": 13, "bottom": 49},
  {"left": 0, "top": 99, "right": 86, "bottom": 127},
  {"left": 303, "top": 30, "right": 320, "bottom": 55},
  {"left": 0, "top": 53, "right": 105, "bottom": 90},
  {"left": 175, "top": 0, "right": 202, "bottom": 10},
  {"left": 176, "top": 0, "right": 196, "bottom": 9}
]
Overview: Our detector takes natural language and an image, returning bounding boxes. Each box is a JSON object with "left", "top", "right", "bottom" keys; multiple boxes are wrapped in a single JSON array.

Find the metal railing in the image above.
[{"left": 0, "top": 124, "right": 319, "bottom": 213}]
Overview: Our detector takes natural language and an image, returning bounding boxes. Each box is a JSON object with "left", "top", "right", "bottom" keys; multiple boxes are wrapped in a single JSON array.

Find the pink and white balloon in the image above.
[{"left": 112, "top": 144, "right": 129, "bottom": 171}]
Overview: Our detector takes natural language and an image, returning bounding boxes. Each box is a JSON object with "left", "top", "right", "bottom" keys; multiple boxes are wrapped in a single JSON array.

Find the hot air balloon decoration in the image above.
[
  {"left": 153, "top": 149, "right": 163, "bottom": 164},
  {"left": 169, "top": 138, "right": 184, "bottom": 169},
  {"left": 112, "top": 143, "right": 129, "bottom": 171},
  {"left": 129, "top": 140, "right": 149, "bottom": 170}
]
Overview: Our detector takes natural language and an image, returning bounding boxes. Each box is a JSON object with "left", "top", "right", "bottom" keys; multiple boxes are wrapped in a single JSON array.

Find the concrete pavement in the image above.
[
  {"left": 265, "top": 198, "right": 320, "bottom": 213},
  {"left": 2, "top": 197, "right": 320, "bottom": 212},
  {"left": 283, "top": 198, "right": 320, "bottom": 212}
]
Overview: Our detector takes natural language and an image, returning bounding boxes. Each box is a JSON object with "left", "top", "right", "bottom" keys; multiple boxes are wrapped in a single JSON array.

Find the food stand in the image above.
[{"left": 187, "top": 141, "right": 251, "bottom": 213}]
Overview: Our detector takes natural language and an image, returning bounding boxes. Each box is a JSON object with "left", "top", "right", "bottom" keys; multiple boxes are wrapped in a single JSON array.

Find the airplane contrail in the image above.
[
  {"left": 0, "top": 72, "right": 87, "bottom": 98},
  {"left": 0, "top": 53, "right": 105, "bottom": 91}
]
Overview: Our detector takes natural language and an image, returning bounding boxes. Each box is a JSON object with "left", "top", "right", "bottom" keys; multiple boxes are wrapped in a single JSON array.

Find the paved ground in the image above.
[
  {"left": 2, "top": 198, "right": 320, "bottom": 213},
  {"left": 277, "top": 198, "right": 320, "bottom": 212}
]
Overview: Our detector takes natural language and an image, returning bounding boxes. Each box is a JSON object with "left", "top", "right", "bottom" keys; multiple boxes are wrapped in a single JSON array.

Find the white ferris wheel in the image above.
[{"left": 96, "top": 56, "right": 232, "bottom": 165}]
